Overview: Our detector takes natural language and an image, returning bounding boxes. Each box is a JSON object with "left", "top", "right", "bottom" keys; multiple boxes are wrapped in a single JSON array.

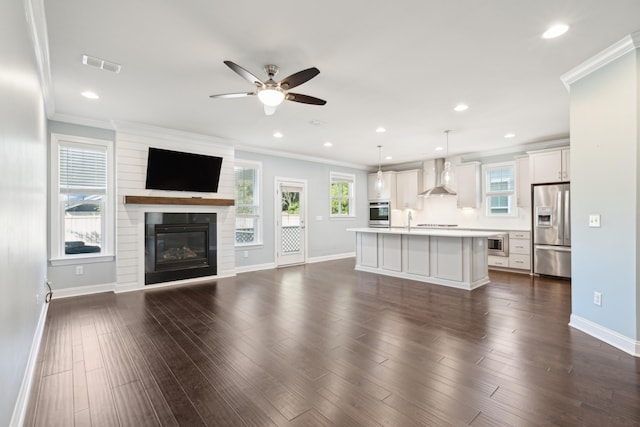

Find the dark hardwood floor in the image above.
[{"left": 24, "top": 259, "right": 640, "bottom": 426}]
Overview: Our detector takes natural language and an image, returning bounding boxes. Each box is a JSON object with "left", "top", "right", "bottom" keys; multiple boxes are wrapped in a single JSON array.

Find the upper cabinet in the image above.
[
  {"left": 529, "top": 147, "right": 570, "bottom": 184},
  {"left": 515, "top": 155, "right": 530, "bottom": 207},
  {"left": 455, "top": 162, "right": 481, "bottom": 208},
  {"left": 367, "top": 171, "right": 397, "bottom": 201},
  {"left": 396, "top": 169, "right": 424, "bottom": 209}
]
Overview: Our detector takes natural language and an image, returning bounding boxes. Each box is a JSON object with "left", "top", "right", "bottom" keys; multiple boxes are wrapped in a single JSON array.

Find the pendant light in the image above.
[
  {"left": 376, "top": 145, "right": 383, "bottom": 190},
  {"left": 441, "top": 130, "right": 454, "bottom": 186}
]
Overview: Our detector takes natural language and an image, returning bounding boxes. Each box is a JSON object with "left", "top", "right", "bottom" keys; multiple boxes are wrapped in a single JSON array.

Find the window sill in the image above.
[
  {"left": 329, "top": 216, "right": 357, "bottom": 220},
  {"left": 235, "top": 243, "right": 264, "bottom": 250},
  {"left": 49, "top": 254, "right": 115, "bottom": 266}
]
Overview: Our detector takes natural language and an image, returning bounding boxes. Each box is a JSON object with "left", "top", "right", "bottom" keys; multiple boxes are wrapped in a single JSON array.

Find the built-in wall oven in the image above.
[
  {"left": 369, "top": 201, "right": 390, "bottom": 228},
  {"left": 488, "top": 233, "right": 509, "bottom": 257}
]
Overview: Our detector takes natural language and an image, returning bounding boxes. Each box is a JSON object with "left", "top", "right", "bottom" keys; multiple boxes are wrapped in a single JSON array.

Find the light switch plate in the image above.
[{"left": 588, "top": 214, "right": 601, "bottom": 228}]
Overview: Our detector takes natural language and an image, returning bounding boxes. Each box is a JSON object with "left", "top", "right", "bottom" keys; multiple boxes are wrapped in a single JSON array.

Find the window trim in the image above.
[
  {"left": 234, "top": 159, "right": 263, "bottom": 247},
  {"left": 50, "top": 133, "right": 115, "bottom": 262},
  {"left": 329, "top": 171, "right": 356, "bottom": 219},
  {"left": 483, "top": 161, "right": 517, "bottom": 217}
]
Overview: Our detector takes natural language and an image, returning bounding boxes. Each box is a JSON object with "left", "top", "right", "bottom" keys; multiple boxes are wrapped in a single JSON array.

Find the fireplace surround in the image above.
[{"left": 144, "top": 212, "right": 217, "bottom": 285}]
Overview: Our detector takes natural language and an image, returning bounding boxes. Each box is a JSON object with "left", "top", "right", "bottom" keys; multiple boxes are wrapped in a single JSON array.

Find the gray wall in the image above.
[
  {"left": 0, "top": 1, "right": 48, "bottom": 424},
  {"left": 235, "top": 151, "right": 368, "bottom": 268},
  {"left": 47, "top": 121, "right": 117, "bottom": 290},
  {"left": 569, "top": 49, "right": 639, "bottom": 339}
]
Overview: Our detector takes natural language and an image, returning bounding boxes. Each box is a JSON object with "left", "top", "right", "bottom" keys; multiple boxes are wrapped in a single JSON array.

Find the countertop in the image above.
[{"left": 347, "top": 227, "right": 501, "bottom": 238}]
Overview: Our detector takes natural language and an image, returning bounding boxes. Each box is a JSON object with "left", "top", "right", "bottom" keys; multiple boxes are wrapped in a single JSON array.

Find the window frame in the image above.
[
  {"left": 483, "top": 161, "right": 517, "bottom": 217},
  {"left": 329, "top": 171, "right": 356, "bottom": 219},
  {"left": 49, "top": 133, "right": 115, "bottom": 264},
  {"left": 234, "top": 159, "right": 263, "bottom": 247}
]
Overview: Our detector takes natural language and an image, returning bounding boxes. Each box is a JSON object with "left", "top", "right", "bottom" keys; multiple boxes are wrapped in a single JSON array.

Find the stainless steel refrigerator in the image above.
[{"left": 533, "top": 183, "right": 571, "bottom": 278}]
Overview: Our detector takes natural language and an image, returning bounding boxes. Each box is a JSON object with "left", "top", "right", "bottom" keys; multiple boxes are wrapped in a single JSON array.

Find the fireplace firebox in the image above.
[{"left": 145, "top": 212, "right": 217, "bottom": 285}]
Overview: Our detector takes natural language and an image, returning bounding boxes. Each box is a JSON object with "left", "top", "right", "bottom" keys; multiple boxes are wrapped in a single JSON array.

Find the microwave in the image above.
[
  {"left": 369, "top": 201, "right": 390, "bottom": 228},
  {"left": 488, "top": 234, "right": 509, "bottom": 257}
]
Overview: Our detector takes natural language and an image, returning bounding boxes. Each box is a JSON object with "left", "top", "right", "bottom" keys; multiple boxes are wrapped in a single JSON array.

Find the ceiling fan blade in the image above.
[
  {"left": 279, "top": 67, "right": 320, "bottom": 90},
  {"left": 209, "top": 92, "right": 254, "bottom": 99},
  {"left": 286, "top": 93, "right": 327, "bottom": 105},
  {"left": 223, "top": 61, "right": 264, "bottom": 86}
]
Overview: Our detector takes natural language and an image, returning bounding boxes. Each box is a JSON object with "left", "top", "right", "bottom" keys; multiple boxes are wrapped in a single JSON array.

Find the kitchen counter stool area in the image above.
[{"left": 349, "top": 228, "right": 499, "bottom": 290}]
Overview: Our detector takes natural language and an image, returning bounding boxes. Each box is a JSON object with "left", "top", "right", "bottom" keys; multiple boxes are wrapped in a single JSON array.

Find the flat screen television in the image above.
[{"left": 145, "top": 147, "right": 223, "bottom": 193}]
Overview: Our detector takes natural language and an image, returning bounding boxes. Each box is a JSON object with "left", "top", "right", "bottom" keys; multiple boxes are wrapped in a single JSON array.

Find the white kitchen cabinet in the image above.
[
  {"left": 508, "top": 231, "right": 530, "bottom": 271},
  {"left": 529, "top": 148, "right": 570, "bottom": 184},
  {"left": 561, "top": 148, "right": 570, "bottom": 181},
  {"left": 367, "top": 171, "right": 397, "bottom": 201},
  {"left": 455, "top": 162, "right": 481, "bottom": 208},
  {"left": 488, "top": 255, "right": 509, "bottom": 267},
  {"left": 395, "top": 169, "right": 423, "bottom": 209},
  {"left": 515, "top": 155, "right": 530, "bottom": 208}
]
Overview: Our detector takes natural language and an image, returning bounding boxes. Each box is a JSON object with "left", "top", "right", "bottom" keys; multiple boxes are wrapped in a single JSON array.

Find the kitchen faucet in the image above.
[{"left": 407, "top": 211, "right": 412, "bottom": 232}]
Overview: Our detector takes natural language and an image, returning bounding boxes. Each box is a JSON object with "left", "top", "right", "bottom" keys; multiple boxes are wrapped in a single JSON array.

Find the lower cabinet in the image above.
[
  {"left": 488, "top": 231, "right": 531, "bottom": 272},
  {"left": 508, "top": 231, "right": 530, "bottom": 271},
  {"left": 488, "top": 255, "right": 509, "bottom": 268}
]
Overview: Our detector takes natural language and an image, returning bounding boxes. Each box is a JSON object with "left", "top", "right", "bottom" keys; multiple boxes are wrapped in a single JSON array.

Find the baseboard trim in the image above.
[
  {"left": 569, "top": 314, "right": 640, "bottom": 357},
  {"left": 51, "top": 282, "right": 116, "bottom": 299},
  {"left": 10, "top": 302, "right": 49, "bottom": 427},
  {"left": 307, "top": 252, "right": 355, "bottom": 264},
  {"left": 235, "top": 262, "right": 276, "bottom": 274}
]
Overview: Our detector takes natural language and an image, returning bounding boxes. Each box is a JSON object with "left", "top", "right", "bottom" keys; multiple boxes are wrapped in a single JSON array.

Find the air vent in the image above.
[{"left": 82, "top": 54, "right": 121, "bottom": 73}]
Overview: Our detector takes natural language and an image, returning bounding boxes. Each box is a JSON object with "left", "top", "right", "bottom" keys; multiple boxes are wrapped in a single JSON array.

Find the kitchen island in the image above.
[{"left": 348, "top": 227, "right": 499, "bottom": 290}]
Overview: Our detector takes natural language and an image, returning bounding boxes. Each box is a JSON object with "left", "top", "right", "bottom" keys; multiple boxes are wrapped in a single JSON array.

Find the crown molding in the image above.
[
  {"left": 24, "top": 0, "right": 55, "bottom": 116},
  {"left": 561, "top": 31, "right": 640, "bottom": 91},
  {"left": 49, "top": 113, "right": 116, "bottom": 130}
]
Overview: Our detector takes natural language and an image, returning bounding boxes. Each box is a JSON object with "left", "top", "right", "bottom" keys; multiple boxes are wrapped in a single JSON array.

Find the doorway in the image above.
[{"left": 275, "top": 178, "right": 306, "bottom": 267}]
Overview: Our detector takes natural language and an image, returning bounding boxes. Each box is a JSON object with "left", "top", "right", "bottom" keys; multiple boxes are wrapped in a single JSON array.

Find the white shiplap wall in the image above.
[{"left": 115, "top": 125, "right": 235, "bottom": 292}]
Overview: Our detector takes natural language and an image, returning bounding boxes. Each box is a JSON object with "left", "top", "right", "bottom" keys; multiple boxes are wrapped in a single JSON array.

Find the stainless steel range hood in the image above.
[{"left": 419, "top": 158, "right": 457, "bottom": 197}]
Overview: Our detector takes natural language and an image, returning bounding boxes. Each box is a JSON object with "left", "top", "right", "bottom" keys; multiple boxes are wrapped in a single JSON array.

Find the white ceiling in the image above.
[{"left": 43, "top": 0, "right": 640, "bottom": 169}]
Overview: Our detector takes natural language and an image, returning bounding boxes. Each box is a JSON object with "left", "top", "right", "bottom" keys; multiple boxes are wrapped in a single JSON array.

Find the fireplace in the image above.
[{"left": 145, "top": 212, "right": 217, "bottom": 285}]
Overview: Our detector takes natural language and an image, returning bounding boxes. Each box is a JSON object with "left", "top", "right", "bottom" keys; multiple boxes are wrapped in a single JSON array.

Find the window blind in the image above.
[{"left": 59, "top": 144, "right": 107, "bottom": 192}]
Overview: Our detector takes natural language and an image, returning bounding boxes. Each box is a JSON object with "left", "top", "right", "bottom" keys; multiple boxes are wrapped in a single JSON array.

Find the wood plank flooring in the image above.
[{"left": 24, "top": 259, "right": 640, "bottom": 426}]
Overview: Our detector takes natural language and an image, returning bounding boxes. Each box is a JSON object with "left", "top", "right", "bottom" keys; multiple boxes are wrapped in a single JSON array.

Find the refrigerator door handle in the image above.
[
  {"left": 535, "top": 244, "right": 572, "bottom": 252},
  {"left": 556, "top": 191, "right": 563, "bottom": 242},
  {"left": 564, "top": 189, "right": 570, "bottom": 244}
]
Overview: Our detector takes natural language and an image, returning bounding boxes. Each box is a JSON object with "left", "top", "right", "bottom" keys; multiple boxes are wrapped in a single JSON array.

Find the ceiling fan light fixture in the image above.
[{"left": 257, "top": 87, "right": 285, "bottom": 107}]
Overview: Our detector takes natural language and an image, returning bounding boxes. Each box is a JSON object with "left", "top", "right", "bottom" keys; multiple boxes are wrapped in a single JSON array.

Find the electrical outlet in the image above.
[
  {"left": 593, "top": 291, "right": 602, "bottom": 306},
  {"left": 243, "top": 250, "right": 249, "bottom": 258},
  {"left": 35, "top": 293, "right": 40, "bottom": 304},
  {"left": 75, "top": 265, "right": 83, "bottom": 275},
  {"left": 316, "top": 215, "right": 323, "bottom": 221},
  {"left": 589, "top": 214, "right": 601, "bottom": 228}
]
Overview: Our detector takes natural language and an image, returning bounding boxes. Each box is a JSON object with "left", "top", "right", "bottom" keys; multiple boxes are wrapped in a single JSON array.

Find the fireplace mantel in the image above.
[{"left": 124, "top": 195, "right": 234, "bottom": 206}]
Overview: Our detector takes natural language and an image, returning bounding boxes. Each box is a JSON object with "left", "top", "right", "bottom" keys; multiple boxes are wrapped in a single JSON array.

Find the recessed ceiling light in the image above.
[
  {"left": 81, "top": 91, "right": 99, "bottom": 100},
  {"left": 323, "top": 141, "right": 333, "bottom": 147},
  {"left": 273, "top": 132, "right": 283, "bottom": 138},
  {"left": 454, "top": 104, "right": 469, "bottom": 112},
  {"left": 376, "top": 127, "right": 386, "bottom": 133},
  {"left": 385, "top": 156, "right": 392, "bottom": 160},
  {"left": 504, "top": 133, "right": 516, "bottom": 139},
  {"left": 435, "top": 146, "right": 444, "bottom": 151},
  {"left": 542, "top": 23, "right": 569, "bottom": 39}
]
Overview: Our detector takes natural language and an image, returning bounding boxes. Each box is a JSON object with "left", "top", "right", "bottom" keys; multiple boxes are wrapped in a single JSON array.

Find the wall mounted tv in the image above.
[{"left": 145, "top": 147, "right": 223, "bottom": 193}]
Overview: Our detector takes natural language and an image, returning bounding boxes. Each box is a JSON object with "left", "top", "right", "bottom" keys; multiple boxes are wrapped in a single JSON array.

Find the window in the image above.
[
  {"left": 50, "top": 134, "right": 114, "bottom": 262},
  {"left": 235, "top": 160, "right": 262, "bottom": 246},
  {"left": 330, "top": 172, "right": 356, "bottom": 218},
  {"left": 484, "top": 163, "right": 515, "bottom": 216}
]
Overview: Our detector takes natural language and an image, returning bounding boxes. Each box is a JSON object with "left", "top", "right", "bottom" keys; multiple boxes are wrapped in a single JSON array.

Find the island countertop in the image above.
[{"left": 347, "top": 227, "right": 500, "bottom": 238}]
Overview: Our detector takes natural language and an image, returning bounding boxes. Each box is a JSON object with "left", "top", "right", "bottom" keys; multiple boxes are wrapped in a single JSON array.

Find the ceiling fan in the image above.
[{"left": 209, "top": 61, "right": 326, "bottom": 115}]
